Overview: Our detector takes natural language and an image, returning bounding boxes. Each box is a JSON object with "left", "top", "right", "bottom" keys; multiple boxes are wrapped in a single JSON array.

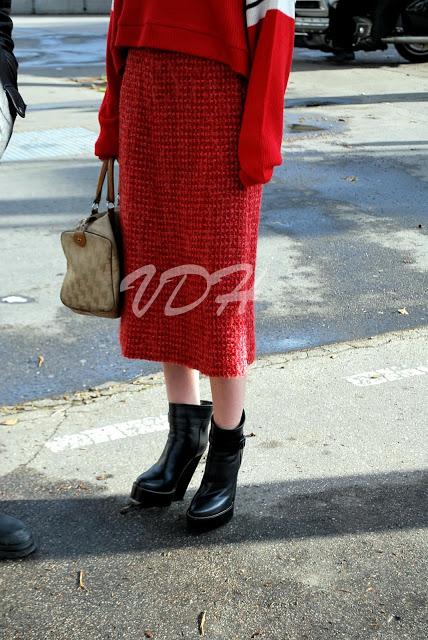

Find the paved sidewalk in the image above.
[{"left": 1, "top": 328, "right": 427, "bottom": 639}]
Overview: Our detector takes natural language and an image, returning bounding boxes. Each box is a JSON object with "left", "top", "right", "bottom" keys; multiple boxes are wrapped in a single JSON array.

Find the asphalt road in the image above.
[
  {"left": 1, "top": 328, "right": 427, "bottom": 639},
  {"left": 0, "top": 17, "right": 427, "bottom": 406}
]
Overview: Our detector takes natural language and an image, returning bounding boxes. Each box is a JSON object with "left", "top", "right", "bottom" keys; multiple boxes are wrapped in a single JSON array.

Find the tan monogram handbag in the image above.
[{"left": 60, "top": 158, "right": 123, "bottom": 318}]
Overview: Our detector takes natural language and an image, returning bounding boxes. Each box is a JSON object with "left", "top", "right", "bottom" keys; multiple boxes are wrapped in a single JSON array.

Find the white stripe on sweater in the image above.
[{"left": 246, "top": 0, "right": 295, "bottom": 27}]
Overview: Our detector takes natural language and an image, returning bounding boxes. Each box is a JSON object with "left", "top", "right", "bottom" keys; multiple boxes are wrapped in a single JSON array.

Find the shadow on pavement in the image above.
[{"left": 1, "top": 468, "right": 426, "bottom": 559}]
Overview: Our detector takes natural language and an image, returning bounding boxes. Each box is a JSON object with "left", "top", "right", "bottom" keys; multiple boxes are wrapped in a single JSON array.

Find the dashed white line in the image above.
[
  {"left": 345, "top": 365, "right": 428, "bottom": 386},
  {"left": 45, "top": 415, "right": 169, "bottom": 453},
  {"left": 43, "top": 363, "right": 427, "bottom": 452}
]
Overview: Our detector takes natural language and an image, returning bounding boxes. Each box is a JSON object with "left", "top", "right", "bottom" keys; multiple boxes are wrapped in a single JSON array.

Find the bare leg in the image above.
[
  {"left": 162, "top": 362, "right": 201, "bottom": 405},
  {"left": 209, "top": 375, "right": 246, "bottom": 429}
]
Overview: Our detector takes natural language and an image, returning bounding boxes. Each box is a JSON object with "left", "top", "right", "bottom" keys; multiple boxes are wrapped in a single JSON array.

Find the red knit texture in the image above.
[{"left": 118, "top": 47, "right": 263, "bottom": 377}]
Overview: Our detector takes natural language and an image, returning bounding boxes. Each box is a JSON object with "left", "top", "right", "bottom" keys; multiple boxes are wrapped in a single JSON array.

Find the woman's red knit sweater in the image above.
[{"left": 94, "top": 0, "right": 296, "bottom": 187}]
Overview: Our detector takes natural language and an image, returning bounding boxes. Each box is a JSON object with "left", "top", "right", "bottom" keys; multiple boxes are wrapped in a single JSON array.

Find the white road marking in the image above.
[
  {"left": 345, "top": 365, "right": 428, "bottom": 386},
  {"left": 0, "top": 295, "right": 31, "bottom": 304},
  {"left": 43, "top": 363, "right": 426, "bottom": 453},
  {"left": 2, "top": 127, "right": 97, "bottom": 162},
  {"left": 45, "top": 415, "right": 169, "bottom": 453}
]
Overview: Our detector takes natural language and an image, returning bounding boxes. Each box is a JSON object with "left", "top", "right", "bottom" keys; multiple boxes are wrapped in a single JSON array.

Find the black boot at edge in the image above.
[{"left": 0, "top": 513, "right": 37, "bottom": 560}]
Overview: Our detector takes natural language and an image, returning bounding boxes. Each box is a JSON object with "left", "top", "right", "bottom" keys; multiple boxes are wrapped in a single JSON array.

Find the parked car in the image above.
[{"left": 295, "top": 0, "right": 428, "bottom": 63}]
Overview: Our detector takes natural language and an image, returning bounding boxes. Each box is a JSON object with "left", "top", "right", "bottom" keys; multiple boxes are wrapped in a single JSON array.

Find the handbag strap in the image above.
[{"left": 92, "top": 158, "right": 116, "bottom": 211}]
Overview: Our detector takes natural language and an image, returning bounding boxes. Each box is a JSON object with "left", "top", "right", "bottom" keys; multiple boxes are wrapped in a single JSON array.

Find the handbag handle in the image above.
[{"left": 92, "top": 158, "right": 116, "bottom": 212}]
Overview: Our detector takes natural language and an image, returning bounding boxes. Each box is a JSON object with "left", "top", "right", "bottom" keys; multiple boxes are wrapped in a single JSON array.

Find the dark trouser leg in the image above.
[
  {"left": 329, "top": 0, "right": 360, "bottom": 50},
  {"left": 371, "top": 0, "right": 408, "bottom": 39}
]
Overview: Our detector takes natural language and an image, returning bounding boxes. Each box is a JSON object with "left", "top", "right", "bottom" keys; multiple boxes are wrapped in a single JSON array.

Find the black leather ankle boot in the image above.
[
  {"left": 129, "top": 400, "right": 213, "bottom": 507},
  {"left": 186, "top": 409, "right": 246, "bottom": 531},
  {"left": 0, "top": 513, "right": 36, "bottom": 559}
]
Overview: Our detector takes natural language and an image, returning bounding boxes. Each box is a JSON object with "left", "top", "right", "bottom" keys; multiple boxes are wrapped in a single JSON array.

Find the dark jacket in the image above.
[
  {"left": 0, "top": 0, "right": 25, "bottom": 157},
  {"left": 0, "top": 0, "right": 13, "bottom": 54}
]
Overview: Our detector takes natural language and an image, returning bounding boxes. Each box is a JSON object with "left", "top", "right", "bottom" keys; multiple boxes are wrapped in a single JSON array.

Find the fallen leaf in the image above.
[
  {"left": 77, "top": 570, "right": 87, "bottom": 591},
  {"left": 198, "top": 611, "right": 206, "bottom": 636},
  {"left": 37, "top": 354, "right": 45, "bottom": 367},
  {"left": 119, "top": 502, "right": 136, "bottom": 515},
  {"left": 1, "top": 417, "right": 18, "bottom": 426},
  {"left": 95, "top": 473, "right": 113, "bottom": 481}
]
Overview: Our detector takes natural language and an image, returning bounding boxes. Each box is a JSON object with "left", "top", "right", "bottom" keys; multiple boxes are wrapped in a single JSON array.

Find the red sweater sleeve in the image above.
[
  {"left": 94, "top": 0, "right": 127, "bottom": 160},
  {"left": 239, "top": 1, "right": 295, "bottom": 187}
]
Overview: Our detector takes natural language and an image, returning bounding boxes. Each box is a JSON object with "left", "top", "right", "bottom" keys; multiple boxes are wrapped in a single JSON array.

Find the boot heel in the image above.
[{"left": 173, "top": 455, "right": 203, "bottom": 501}]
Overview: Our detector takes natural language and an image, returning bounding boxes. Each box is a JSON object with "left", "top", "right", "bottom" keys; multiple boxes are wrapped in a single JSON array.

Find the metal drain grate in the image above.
[{"left": 2, "top": 127, "right": 98, "bottom": 162}]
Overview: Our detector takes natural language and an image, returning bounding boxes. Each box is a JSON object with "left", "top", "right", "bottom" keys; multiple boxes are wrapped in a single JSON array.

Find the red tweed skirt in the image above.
[{"left": 118, "top": 47, "right": 263, "bottom": 377}]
